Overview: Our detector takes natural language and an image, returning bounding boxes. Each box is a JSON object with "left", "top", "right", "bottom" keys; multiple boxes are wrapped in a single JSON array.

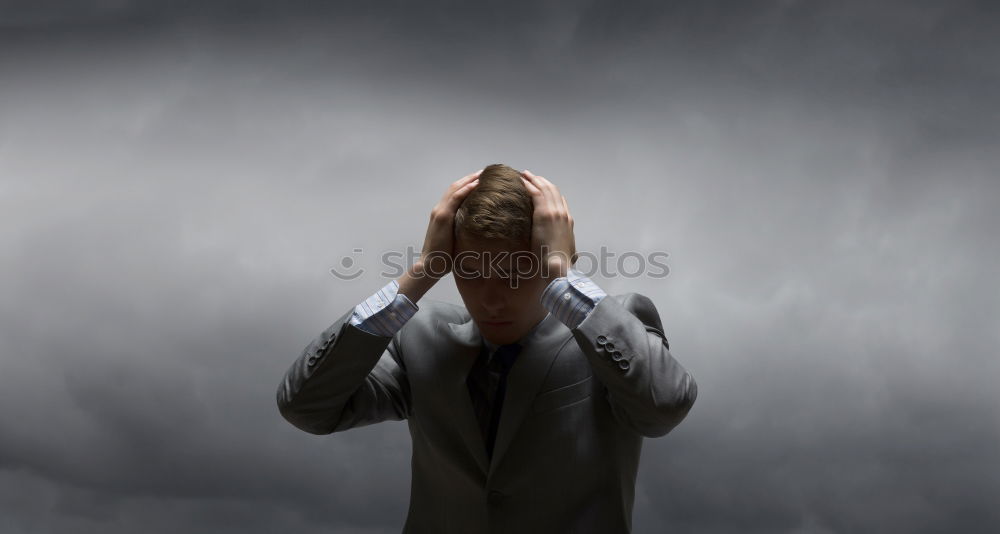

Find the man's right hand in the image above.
[{"left": 397, "top": 169, "right": 482, "bottom": 302}]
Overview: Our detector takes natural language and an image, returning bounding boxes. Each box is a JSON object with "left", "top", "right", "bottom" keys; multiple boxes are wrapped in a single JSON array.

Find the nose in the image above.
[{"left": 481, "top": 278, "right": 508, "bottom": 316}]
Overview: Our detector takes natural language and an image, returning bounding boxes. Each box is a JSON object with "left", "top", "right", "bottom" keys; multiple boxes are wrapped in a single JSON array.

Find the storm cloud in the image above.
[{"left": 2, "top": 1, "right": 998, "bottom": 532}]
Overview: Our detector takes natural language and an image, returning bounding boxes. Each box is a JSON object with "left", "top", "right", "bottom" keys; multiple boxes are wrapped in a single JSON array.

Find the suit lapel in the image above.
[
  {"left": 444, "top": 318, "right": 491, "bottom": 474},
  {"left": 487, "top": 312, "right": 567, "bottom": 477},
  {"left": 443, "top": 311, "right": 570, "bottom": 478}
]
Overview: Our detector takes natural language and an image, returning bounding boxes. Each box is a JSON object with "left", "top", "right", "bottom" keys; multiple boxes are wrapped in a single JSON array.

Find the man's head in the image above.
[{"left": 453, "top": 163, "right": 548, "bottom": 345}]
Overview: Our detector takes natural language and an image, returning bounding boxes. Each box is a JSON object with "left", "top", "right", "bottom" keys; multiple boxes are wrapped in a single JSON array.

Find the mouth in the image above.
[{"left": 482, "top": 320, "right": 513, "bottom": 326}]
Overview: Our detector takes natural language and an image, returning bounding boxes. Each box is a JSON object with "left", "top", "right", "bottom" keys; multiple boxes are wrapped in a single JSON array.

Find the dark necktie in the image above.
[{"left": 485, "top": 343, "right": 522, "bottom": 459}]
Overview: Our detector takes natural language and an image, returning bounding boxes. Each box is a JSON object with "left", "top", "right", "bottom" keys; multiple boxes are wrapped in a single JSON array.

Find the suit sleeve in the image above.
[
  {"left": 276, "top": 294, "right": 415, "bottom": 435},
  {"left": 569, "top": 292, "right": 698, "bottom": 438}
]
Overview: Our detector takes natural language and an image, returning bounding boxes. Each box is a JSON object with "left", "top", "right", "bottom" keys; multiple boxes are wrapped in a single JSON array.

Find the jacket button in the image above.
[
  {"left": 610, "top": 350, "right": 624, "bottom": 361},
  {"left": 618, "top": 359, "right": 630, "bottom": 371},
  {"left": 487, "top": 490, "right": 505, "bottom": 505},
  {"left": 604, "top": 342, "right": 615, "bottom": 352},
  {"left": 596, "top": 335, "right": 607, "bottom": 346},
  {"left": 307, "top": 357, "right": 318, "bottom": 366}
]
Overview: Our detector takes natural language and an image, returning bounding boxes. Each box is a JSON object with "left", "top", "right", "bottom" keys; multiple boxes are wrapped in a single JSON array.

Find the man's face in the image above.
[{"left": 452, "top": 234, "right": 549, "bottom": 346}]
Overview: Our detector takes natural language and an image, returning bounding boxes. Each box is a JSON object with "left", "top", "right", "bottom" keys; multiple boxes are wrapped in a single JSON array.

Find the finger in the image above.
[
  {"left": 522, "top": 170, "right": 562, "bottom": 214},
  {"left": 444, "top": 178, "right": 479, "bottom": 210},
  {"left": 521, "top": 175, "right": 558, "bottom": 216},
  {"left": 521, "top": 169, "right": 546, "bottom": 191},
  {"left": 453, "top": 177, "right": 480, "bottom": 199},
  {"left": 524, "top": 169, "right": 554, "bottom": 192},
  {"left": 562, "top": 195, "right": 574, "bottom": 228},
  {"left": 521, "top": 170, "right": 559, "bottom": 213},
  {"left": 441, "top": 169, "right": 483, "bottom": 203},
  {"left": 542, "top": 175, "right": 564, "bottom": 211},
  {"left": 520, "top": 174, "right": 544, "bottom": 198},
  {"left": 531, "top": 173, "right": 562, "bottom": 213},
  {"left": 534, "top": 174, "right": 562, "bottom": 209},
  {"left": 451, "top": 168, "right": 483, "bottom": 192}
]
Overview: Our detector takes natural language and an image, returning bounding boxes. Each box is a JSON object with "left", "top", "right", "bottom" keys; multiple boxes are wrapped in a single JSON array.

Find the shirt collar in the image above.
[{"left": 481, "top": 312, "right": 550, "bottom": 363}]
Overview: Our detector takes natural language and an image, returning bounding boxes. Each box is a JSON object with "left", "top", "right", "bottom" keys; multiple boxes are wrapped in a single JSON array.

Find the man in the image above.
[{"left": 276, "top": 164, "right": 698, "bottom": 533}]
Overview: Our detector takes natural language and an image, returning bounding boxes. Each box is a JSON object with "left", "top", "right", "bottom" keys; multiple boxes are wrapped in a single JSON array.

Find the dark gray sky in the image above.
[{"left": 2, "top": 1, "right": 998, "bottom": 533}]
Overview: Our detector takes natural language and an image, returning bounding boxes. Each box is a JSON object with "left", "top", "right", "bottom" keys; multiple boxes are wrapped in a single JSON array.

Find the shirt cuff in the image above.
[
  {"left": 349, "top": 279, "right": 420, "bottom": 337},
  {"left": 540, "top": 267, "right": 608, "bottom": 329}
]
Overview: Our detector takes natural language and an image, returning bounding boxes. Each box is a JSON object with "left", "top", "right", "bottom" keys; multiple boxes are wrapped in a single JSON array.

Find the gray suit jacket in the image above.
[{"left": 276, "top": 291, "right": 698, "bottom": 533}]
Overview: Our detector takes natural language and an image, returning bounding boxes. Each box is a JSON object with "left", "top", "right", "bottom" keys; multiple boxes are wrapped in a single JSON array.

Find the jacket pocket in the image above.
[{"left": 531, "top": 375, "right": 594, "bottom": 414}]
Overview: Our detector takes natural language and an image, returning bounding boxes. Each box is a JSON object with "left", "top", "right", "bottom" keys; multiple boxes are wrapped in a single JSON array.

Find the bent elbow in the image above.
[
  {"left": 277, "top": 402, "right": 336, "bottom": 435},
  {"left": 647, "top": 372, "right": 698, "bottom": 438},
  {"left": 276, "top": 382, "right": 336, "bottom": 435}
]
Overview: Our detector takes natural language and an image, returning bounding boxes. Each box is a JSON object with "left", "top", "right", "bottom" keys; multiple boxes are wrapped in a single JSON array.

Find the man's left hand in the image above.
[{"left": 520, "top": 169, "right": 577, "bottom": 280}]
